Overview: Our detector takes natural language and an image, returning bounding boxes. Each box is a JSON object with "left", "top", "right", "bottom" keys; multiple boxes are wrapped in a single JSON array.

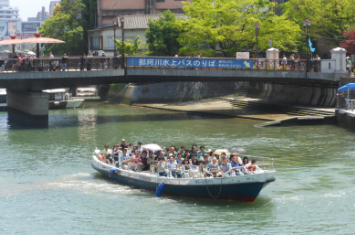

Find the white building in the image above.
[{"left": 87, "top": 14, "right": 186, "bottom": 56}]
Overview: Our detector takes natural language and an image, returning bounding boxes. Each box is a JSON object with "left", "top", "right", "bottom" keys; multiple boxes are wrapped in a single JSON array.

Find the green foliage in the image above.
[
  {"left": 281, "top": 0, "right": 355, "bottom": 43},
  {"left": 39, "top": 0, "right": 86, "bottom": 56},
  {"left": 178, "top": 0, "right": 301, "bottom": 57},
  {"left": 114, "top": 36, "right": 143, "bottom": 56},
  {"left": 82, "top": 0, "right": 97, "bottom": 53},
  {"left": 145, "top": 10, "right": 185, "bottom": 56}
]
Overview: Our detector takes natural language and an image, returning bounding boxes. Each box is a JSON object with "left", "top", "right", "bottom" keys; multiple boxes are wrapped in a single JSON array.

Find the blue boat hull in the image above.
[{"left": 92, "top": 164, "right": 273, "bottom": 202}]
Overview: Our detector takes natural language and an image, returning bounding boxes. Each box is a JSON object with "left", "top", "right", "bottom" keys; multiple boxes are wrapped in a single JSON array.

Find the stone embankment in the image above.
[{"left": 132, "top": 96, "right": 336, "bottom": 127}]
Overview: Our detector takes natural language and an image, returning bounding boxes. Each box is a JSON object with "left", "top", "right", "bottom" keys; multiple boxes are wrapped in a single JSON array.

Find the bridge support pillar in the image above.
[{"left": 7, "top": 90, "right": 49, "bottom": 126}]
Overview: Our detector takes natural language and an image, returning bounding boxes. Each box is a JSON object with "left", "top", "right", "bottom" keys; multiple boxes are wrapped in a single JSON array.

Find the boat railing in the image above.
[
  {"left": 242, "top": 155, "right": 275, "bottom": 172},
  {"left": 119, "top": 156, "right": 275, "bottom": 178}
]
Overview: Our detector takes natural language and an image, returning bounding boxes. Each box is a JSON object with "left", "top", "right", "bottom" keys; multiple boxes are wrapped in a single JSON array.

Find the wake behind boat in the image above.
[{"left": 91, "top": 143, "right": 276, "bottom": 202}]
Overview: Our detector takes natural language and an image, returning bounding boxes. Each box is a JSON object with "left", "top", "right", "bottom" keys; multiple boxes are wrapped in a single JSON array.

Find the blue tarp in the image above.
[{"left": 338, "top": 83, "right": 355, "bottom": 92}]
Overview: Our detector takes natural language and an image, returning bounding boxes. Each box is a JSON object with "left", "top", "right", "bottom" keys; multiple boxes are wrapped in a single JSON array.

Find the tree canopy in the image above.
[
  {"left": 39, "top": 0, "right": 86, "bottom": 56},
  {"left": 145, "top": 10, "right": 185, "bottom": 56},
  {"left": 281, "top": 0, "right": 355, "bottom": 43},
  {"left": 177, "top": 0, "right": 301, "bottom": 57},
  {"left": 114, "top": 36, "right": 143, "bottom": 55}
]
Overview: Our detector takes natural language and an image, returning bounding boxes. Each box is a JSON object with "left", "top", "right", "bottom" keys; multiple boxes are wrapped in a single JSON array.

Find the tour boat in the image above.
[
  {"left": 42, "top": 89, "right": 84, "bottom": 109},
  {"left": 91, "top": 145, "right": 276, "bottom": 202}
]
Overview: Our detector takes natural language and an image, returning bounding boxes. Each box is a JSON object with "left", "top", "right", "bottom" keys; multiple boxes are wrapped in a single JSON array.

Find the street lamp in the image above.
[
  {"left": 112, "top": 18, "right": 117, "bottom": 57},
  {"left": 254, "top": 22, "right": 260, "bottom": 58},
  {"left": 120, "top": 16, "right": 125, "bottom": 70},
  {"left": 303, "top": 19, "right": 311, "bottom": 76}
]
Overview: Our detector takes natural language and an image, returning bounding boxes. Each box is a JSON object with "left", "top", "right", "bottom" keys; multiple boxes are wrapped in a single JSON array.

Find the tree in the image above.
[
  {"left": 114, "top": 36, "right": 143, "bottom": 55},
  {"left": 145, "top": 10, "right": 185, "bottom": 56},
  {"left": 53, "top": 4, "right": 60, "bottom": 16},
  {"left": 282, "top": 0, "right": 355, "bottom": 43},
  {"left": 340, "top": 30, "right": 355, "bottom": 53},
  {"left": 82, "top": 0, "right": 97, "bottom": 53},
  {"left": 178, "top": 0, "right": 301, "bottom": 57},
  {"left": 39, "top": 0, "right": 86, "bottom": 56}
]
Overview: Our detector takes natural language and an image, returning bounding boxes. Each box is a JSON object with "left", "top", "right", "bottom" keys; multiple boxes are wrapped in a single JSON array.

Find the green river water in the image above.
[{"left": 1, "top": 102, "right": 355, "bottom": 234}]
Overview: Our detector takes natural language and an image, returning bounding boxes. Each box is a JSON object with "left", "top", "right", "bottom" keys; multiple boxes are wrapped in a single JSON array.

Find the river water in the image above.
[{"left": 1, "top": 103, "right": 355, "bottom": 234}]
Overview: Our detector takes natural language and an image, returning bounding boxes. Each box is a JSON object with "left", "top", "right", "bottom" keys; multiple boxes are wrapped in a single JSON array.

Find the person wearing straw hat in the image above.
[{"left": 346, "top": 56, "right": 353, "bottom": 76}]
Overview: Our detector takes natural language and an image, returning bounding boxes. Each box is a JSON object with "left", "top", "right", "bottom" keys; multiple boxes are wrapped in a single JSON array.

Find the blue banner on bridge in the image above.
[{"left": 127, "top": 57, "right": 253, "bottom": 69}]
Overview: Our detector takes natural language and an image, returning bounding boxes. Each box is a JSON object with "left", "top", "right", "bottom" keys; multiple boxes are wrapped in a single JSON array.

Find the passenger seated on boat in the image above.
[
  {"left": 157, "top": 157, "right": 168, "bottom": 177},
  {"left": 198, "top": 151, "right": 203, "bottom": 160},
  {"left": 230, "top": 155, "right": 243, "bottom": 175},
  {"left": 203, "top": 154, "right": 210, "bottom": 165},
  {"left": 127, "top": 143, "right": 134, "bottom": 155},
  {"left": 234, "top": 153, "right": 243, "bottom": 164},
  {"left": 168, "top": 146, "right": 177, "bottom": 157},
  {"left": 198, "top": 160, "right": 212, "bottom": 177},
  {"left": 180, "top": 146, "right": 185, "bottom": 155},
  {"left": 207, "top": 157, "right": 220, "bottom": 177},
  {"left": 118, "top": 149, "right": 130, "bottom": 168},
  {"left": 219, "top": 158, "right": 232, "bottom": 177},
  {"left": 247, "top": 160, "right": 262, "bottom": 173},
  {"left": 103, "top": 145, "right": 114, "bottom": 164},
  {"left": 113, "top": 144, "right": 120, "bottom": 162},
  {"left": 190, "top": 145, "right": 198, "bottom": 156},
  {"left": 167, "top": 156, "right": 182, "bottom": 178},
  {"left": 190, "top": 157, "right": 199, "bottom": 170},
  {"left": 175, "top": 153, "right": 184, "bottom": 165},
  {"left": 156, "top": 150, "right": 164, "bottom": 160},
  {"left": 139, "top": 151, "right": 149, "bottom": 171},
  {"left": 199, "top": 145, "right": 208, "bottom": 156},
  {"left": 183, "top": 159, "right": 190, "bottom": 170},
  {"left": 184, "top": 149, "right": 191, "bottom": 160},
  {"left": 98, "top": 144, "right": 109, "bottom": 161},
  {"left": 217, "top": 153, "right": 227, "bottom": 166},
  {"left": 242, "top": 156, "right": 249, "bottom": 166}
]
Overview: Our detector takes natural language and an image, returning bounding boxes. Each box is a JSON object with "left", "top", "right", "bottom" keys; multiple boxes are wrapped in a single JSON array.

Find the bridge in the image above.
[{"left": 0, "top": 53, "right": 348, "bottom": 125}]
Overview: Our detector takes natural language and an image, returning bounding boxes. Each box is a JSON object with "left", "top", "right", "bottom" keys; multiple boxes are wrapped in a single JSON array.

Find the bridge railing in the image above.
[
  {"left": 126, "top": 56, "right": 322, "bottom": 73},
  {"left": 0, "top": 56, "right": 124, "bottom": 73}
]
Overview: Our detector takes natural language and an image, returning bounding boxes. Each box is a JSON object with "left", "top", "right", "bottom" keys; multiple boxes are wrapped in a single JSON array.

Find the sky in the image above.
[{"left": 11, "top": 0, "right": 53, "bottom": 21}]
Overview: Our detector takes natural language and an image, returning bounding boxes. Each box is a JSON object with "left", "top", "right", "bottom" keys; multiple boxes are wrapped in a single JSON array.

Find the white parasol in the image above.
[{"left": 142, "top": 144, "right": 162, "bottom": 152}]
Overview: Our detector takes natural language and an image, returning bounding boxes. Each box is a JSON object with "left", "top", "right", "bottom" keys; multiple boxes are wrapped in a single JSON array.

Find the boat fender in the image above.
[
  {"left": 110, "top": 168, "right": 118, "bottom": 174},
  {"left": 155, "top": 183, "right": 165, "bottom": 197}
]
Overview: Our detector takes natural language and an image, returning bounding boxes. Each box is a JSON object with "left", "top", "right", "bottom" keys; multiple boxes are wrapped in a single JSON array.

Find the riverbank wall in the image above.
[
  {"left": 109, "top": 82, "right": 247, "bottom": 104},
  {"left": 247, "top": 82, "right": 337, "bottom": 107},
  {"left": 336, "top": 109, "right": 355, "bottom": 132}
]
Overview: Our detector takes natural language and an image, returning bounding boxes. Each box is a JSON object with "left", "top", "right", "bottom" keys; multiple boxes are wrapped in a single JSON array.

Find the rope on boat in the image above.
[{"left": 204, "top": 176, "right": 223, "bottom": 199}]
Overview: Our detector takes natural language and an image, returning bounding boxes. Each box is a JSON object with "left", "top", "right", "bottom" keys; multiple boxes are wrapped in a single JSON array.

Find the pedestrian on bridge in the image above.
[
  {"left": 62, "top": 54, "right": 68, "bottom": 72},
  {"left": 49, "top": 52, "right": 54, "bottom": 72},
  {"left": 86, "top": 53, "right": 92, "bottom": 71},
  {"left": 100, "top": 52, "right": 106, "bottom": 70},
  {"left": 80, "top": 54, "right": 85, "bottom": 71}
]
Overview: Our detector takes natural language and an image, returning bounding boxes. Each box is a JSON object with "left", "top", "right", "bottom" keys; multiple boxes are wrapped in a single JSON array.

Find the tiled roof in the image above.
[{"left": 120, "top": 14, "right": 187, "bottom": 29}]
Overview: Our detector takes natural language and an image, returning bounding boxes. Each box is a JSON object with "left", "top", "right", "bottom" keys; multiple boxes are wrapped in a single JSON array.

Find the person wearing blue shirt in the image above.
[
  {"left": 118, "top": 149, "right": 130, "bottom": 168},
  {"left": 230, "top": 155, "right": 243, "bottom": 175},
  {"left": 190, "top": 145, "right": 198, "bottom": 156},
  {"left": 219, "top": 158, "right": 232, "bottom": 177}
]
